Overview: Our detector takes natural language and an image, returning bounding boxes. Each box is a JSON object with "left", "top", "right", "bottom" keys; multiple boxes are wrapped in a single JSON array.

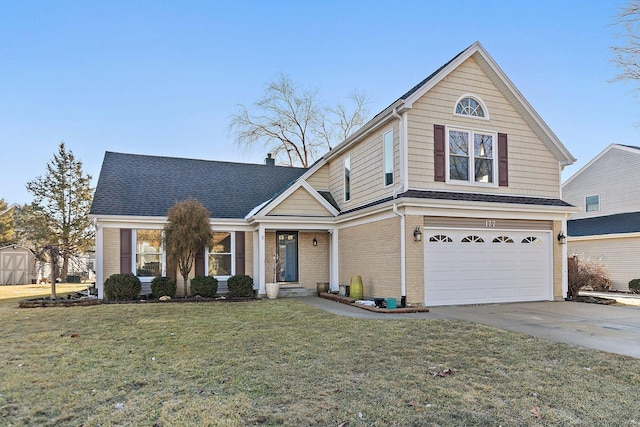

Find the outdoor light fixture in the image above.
[
  {"left": 413, "top": 225, "right": 423, "bottom": 242},
  {"left": 312, "top": 237, "right": 318, "bottom": 246},
  {"left": 557, "top": 231, "right": 566, "bottom": 244}
]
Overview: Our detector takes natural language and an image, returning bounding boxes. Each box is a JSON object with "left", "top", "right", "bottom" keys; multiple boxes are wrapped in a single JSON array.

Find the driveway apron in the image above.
[{"left": 298, "top": 297, "right": 640, "bottom": 359}]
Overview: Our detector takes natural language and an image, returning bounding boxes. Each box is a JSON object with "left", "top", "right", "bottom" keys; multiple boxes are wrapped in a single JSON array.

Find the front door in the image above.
[{"left": 276, "top": 231, "right": 298, "bottom": 282}]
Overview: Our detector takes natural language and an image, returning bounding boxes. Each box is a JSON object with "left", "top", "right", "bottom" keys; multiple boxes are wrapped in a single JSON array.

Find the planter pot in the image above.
[
  {"left": 266, "top": 283, "right": 280, "bottom": 299},
  {"left": 350, "top": 275, "right": 363, "bottom": 300}
]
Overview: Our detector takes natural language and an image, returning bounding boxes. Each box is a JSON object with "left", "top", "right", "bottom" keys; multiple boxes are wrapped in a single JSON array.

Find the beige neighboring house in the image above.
[
  {"left": 563, "top": 144, "right": 640, "bottom": 291},
  {"left": 90, "top": 42, "right": 576, "bottom": 306},
  {"left": 0, "top": 245, "right": 37, "bottom": 285}
]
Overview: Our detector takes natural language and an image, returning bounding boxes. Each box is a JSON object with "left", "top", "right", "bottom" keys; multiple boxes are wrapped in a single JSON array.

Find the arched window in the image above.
[
  {"left": 461, "top": 235, "right": 484, "bottom": 243},
  {"left": 454, "top": 95, "right": 487, "bottom": 118},
  {"left": 492, "top": 236, "right": 514, "bottom": 243}
]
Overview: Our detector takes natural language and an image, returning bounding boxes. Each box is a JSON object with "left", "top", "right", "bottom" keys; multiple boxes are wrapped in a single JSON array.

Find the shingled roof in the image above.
[
  {"left": 90, "top": 152, "right": 307, "bottom": 218},
  {"left": 568, "top": 212, "right": 640, "bottom": 237}
]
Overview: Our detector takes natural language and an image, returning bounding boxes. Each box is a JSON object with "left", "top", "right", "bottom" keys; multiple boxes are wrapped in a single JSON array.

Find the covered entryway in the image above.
[{"left": 424, "top": 229, "right": 552, "bottom": 306}]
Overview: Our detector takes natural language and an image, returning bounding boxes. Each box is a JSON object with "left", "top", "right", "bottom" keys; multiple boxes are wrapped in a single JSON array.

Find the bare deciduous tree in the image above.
[
  {"left": 230, "top": 74, "right": 369, "bottom": 167},
  {"left": 612, "top": 1, "right": 640, "bottom": 88}
]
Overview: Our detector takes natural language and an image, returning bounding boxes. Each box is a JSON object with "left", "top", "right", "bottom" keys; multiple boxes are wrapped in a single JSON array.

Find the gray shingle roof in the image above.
[
  {"left": 568, "top": 212, "right": 640, "bottom": 237},
  {"left": 338, "top": 190, "right": 572, "bottom": 215},
  {"left": 90, "top": 152, "right": 307, "bottom": 218},
  {"left": 400, "top": 190, "right": 573, "bottom": 207}
]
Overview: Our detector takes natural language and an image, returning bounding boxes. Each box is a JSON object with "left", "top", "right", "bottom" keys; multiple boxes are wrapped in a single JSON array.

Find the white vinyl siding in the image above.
[
  {"left": 406, "top": 56, "right": 561, "bottom": 198},
  {"left": 563, "top": 147, "right": 640, "bottom": 219},
  {"left": 569, "top": 235, "right": 640, "bottom": 292}
]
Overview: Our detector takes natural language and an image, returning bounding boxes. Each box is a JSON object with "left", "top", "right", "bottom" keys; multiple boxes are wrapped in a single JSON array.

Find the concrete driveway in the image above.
[{"left": 299, "top": 297, "right": 640, "bottom": 359}]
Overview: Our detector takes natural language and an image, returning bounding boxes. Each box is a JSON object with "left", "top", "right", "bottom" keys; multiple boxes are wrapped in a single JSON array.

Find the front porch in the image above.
[{"left": 253, "top": 228, "right": 336, "bottom": 297}]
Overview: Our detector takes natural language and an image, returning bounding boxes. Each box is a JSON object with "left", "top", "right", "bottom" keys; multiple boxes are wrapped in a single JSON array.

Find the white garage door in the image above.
[{"left": 424, "top": 229, "right": 551, "bottom": 306}]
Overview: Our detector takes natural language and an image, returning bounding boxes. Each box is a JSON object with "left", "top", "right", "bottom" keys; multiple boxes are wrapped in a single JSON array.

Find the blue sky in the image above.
[{"left": 0, "top": 0, "right": 635, "bottom": 205}]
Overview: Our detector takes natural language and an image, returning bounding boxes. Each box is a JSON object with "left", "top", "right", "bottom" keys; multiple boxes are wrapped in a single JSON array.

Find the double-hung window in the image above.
[
  {"left": 208, "top": 232, "right": 232, "bottom": 277},
  {"left": 135, "top": 229, "right": 162, "bottom": 277},
  {"left": 585, "top": 195, "right": 600, "bottom": 212},
  {"left": 448, "top": 127, "right": 497, "bottom": 185}
]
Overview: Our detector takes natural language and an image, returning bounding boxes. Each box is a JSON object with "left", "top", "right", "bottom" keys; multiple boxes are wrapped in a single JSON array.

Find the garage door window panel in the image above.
[
  {"left": 522, "top": 236, "right": 541, "bottom": 244},
  {"left": 429, "top": 234, "right": 453, "bottom": 243},
  {"left": 461, "top": 235, "right": 484, "bottom": 243},
  {"left": 492, "top": 236, "right": 514, "bottom": 243}
]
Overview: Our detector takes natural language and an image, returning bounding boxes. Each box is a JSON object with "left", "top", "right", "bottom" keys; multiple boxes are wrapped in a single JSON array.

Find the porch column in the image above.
[
  {"left": 95, "top": 221, "right": 104, "bottom": 299},
  {"left": 257, "top": 225, "right": 266, "bottom": 295},
  {"left": 330, "top": 228, "right": 339, "bottom": 292}
]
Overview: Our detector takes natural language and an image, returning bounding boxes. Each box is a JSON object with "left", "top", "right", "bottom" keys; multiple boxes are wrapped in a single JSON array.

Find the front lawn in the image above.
[{"left": 1, "top": 298, "right": 639, "bottom": 426}]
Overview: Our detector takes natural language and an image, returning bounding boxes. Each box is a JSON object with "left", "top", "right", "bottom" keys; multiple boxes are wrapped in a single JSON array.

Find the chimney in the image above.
[{"left": 265, "top": 153, "right": 275, "bottom": 166}]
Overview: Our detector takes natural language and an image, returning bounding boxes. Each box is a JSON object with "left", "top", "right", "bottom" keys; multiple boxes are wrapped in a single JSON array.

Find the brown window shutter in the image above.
[
  {"left": 434, "top": 124, "right": 446, "bottom": 182},
  {"left": 235, "top": 231, "right": 245, "bottom": 275},
  {"left": 498, "top": 133, "right": 509, "bottom": 186},
  {"left": 195, "top": 249, "right": 205, "bottom": 276},
  {"left": 120, "top": 229, "right": 132, "bottom": 274}
]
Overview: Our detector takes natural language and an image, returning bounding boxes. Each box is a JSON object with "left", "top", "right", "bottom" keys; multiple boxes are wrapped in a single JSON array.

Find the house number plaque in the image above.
[{"left": 485, "top": 220, "right": 496, "bottom": 227}]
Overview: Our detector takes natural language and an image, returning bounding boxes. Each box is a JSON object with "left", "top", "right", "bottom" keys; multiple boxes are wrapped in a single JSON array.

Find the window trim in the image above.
[
  {"left": 453, "top": 94, "right": 490, "bottom": 120},
  {"left": 383, "top": 129, "right": 394, "bottom": 187},
  {"left": 205, "top": 231, "right": 235, "bottom": 280},
  {"left": 344, "top": 155, "right": 351, "bottom": 202},
  {"left": 445, "top": 125, "right": 498, "bottom": 188},
  {"left": 132, "top": 228, "right": 165, "bottom": 282},
  {"left": 585, "top": 194, "right": 600, "bottom": 213}
]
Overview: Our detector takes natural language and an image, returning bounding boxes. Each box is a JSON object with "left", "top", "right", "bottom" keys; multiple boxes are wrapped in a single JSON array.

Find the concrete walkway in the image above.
[{"left": 297, "top": 296, "right": 640, "bottom": 359}]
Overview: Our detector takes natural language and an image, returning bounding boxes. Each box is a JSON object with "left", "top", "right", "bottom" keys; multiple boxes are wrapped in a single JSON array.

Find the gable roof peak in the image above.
[
  {"left": 325, "top": 42, "right": 575, "bottom": 167},
  {"left": 563, "top": 143, "right": 640, "bottom": 187}
]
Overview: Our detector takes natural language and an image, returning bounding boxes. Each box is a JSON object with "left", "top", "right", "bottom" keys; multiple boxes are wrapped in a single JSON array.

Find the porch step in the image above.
[{"left": 277, "top": 287, "right": 317, "bottom": 298}]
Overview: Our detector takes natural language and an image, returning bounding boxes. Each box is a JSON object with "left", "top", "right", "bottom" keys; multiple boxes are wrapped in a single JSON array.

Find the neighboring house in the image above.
[
  {"left": 563, "top": 144, "right": 640, "bottom": 291},
  {"left": 90, "top": 41, "right": 576, "bottom": 306}
]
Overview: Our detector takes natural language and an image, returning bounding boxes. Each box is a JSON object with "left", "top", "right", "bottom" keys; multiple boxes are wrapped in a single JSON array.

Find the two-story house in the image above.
[
  {"left": 563, "top": 144, "right": 640, "bottom": 291},
  {"left": 90, "top": 42, "right": 576, "bottom": 306}
]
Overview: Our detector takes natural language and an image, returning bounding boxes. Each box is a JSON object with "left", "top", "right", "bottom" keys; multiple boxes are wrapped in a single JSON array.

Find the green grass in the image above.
[{"left": 1, "top": 297, "right": 639, "bottom": 426}]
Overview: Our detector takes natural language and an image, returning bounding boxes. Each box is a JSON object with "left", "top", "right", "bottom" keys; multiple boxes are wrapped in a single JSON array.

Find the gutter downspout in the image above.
[
  {"left": 392, "top": 204, "right": 407, "bottom": 307},
  {"left": 391, "top": 107, "right": 407, "bottom": 307}
]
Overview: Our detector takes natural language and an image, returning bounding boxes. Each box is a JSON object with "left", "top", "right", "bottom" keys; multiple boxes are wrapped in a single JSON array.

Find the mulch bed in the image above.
[
  {"left": 318, "top": 292, "right": 430, "bottom": 313},
  {"left": 102, "top": 296, "right": 255, "bottom": 304},
  {"left": 19, "top": 298, "right": 103, "bottom": 308},
  {"left": 567, "top": 295, "right": 616, "bottom": 305},
  {"left": 19, "top": 295, "right": 256, "bottom": 308}
]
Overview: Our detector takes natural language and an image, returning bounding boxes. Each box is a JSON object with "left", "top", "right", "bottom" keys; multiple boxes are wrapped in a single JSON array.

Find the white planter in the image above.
[{"left": 266, "top": 283, "right": 280, "bottom": 299}]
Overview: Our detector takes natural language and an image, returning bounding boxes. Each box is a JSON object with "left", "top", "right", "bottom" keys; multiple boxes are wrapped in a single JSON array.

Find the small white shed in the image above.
[{"left": 0, "top": 245, "right": 37, "bottom": 285}]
